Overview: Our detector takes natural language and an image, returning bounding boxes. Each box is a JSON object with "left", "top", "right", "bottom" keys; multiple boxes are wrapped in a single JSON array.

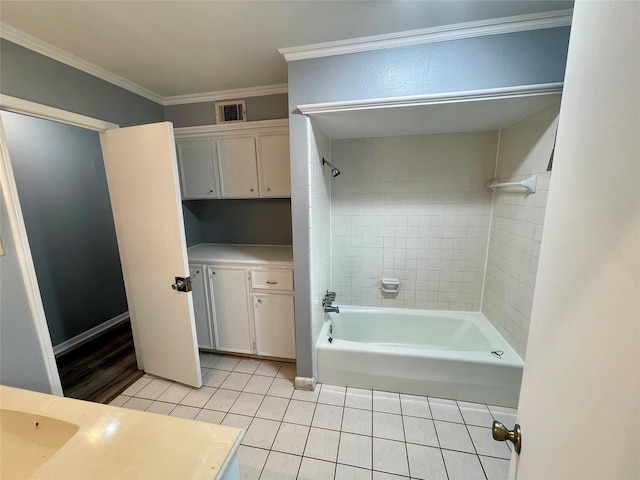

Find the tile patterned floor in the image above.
[{"left": 110, "top": 353, "right": 517, "bottom": 480}]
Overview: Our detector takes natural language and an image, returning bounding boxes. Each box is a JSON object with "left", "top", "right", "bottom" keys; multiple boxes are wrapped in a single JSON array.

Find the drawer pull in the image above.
[{"left": 266, "top": 281, "right": 278, "bottom": 285}]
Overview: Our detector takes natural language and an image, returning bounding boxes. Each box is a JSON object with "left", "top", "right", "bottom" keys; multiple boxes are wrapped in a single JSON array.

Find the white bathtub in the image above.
[{"left": 316, "top": 306, "right": 523, "bottom": 407}]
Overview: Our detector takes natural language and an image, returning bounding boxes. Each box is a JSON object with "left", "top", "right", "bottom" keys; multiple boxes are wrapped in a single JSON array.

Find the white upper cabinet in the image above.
[
  {"left": 217, "top": 137, "right": 259, "bottom": 198},
  {"left": 176, "top": 139, "right": 220, "bottom": 199},
  {"left": 174, "top": 120, "right": 290, "bottom": 200},
  {"left": 257, "top": 134, "right": 291, "bottom": 197}
]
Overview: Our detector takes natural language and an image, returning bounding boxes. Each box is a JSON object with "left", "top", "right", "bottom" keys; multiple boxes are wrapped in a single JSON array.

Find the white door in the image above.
[
  {"left": 512, "top": 2, "right": 639, "bottom": 478},
  {"left": 100, "top": 122, "right": 202, "bottom": 388},
  {"left": 176, "top": 139, "right": 219, "bottom": 199},
  {"left": 257, "top": 134, "right": 291, "bottom": 197},
  {"left": 253, "top": 293, "right": 296, "bottom": 359},
  {"left": 190, "top": 264, "right": 215, "bottom": 350},
  {"left": 217, "top": 137, "right": 259, "bottom": 198}
]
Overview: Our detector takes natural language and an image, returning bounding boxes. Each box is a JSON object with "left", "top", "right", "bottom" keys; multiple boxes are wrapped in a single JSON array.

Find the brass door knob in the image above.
[{"left": 492, "top": 420, "right": 522, "bottom": 454}]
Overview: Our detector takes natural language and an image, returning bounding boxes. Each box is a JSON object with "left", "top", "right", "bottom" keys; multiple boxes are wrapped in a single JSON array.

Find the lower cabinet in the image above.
[
  {"left": 189, "top": 264, "right": 215, "bottom": 349},
  {"left": 253, "top": 293, "right": 295, "bottom": 358}
]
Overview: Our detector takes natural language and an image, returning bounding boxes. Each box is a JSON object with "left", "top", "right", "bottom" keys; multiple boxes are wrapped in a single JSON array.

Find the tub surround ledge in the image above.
[{"left": 0, "top": 385, "right": 243, "bottom": 479}]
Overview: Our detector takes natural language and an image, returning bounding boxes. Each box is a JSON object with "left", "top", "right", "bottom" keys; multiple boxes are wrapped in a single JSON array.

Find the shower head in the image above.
[{"left": 322, "top": 158, "right": 341, "bottom": 177}]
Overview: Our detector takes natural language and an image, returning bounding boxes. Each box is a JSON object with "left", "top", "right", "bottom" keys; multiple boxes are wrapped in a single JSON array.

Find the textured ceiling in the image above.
[{"left": 0, "top": 1, "right": 573, "bottom": 97}]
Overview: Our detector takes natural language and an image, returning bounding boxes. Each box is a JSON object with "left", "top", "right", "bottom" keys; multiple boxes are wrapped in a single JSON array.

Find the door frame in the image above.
[{"left": 0, "top": 94, "right": 119, "bottom": 396}]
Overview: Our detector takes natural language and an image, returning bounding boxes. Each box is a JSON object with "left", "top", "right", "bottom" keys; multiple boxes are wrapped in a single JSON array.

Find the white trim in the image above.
[
  {"left": 0, "top": 22, "right": 164, "bottom": 105},
  {"left": 279, "top": 9, "right": 573, "bottom": 61},
  {"left": 0, "top": 113, "right": 64, "bottom": 396},
  {"left": 164, "top": 84, "right": 289, "bottom": 106},
  {"left": 174, "top": 118, "right": 288, "bottom": 139},
  {"left": 294, "top": 376, "right": 316, "bottom": 391},
  {"left": 297, "top": 83, "right": 564, "bottom": 115},
  {"left": 53, "top": 312, "right": 129, "bottom": 356},
  {"left": 0, "top": 95, "right": 119, "bottom": 131}
]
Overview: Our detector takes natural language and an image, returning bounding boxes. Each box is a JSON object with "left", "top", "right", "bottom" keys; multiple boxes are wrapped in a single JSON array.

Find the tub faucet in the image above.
[
  {"left": 324, "top": 305, "right": 340, "bottom": 313},
  {"left": 323, "top": 291, "right": 336, "bottom": 307}
]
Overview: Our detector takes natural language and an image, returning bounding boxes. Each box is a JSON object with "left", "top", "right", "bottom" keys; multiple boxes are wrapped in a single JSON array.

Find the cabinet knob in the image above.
[
  {"left": 249, "top": 188, "right": 254, "bottom": 192},
  {"left": 257, "top": 299, "right": 263, "bottom": 304},
  {"left": 266, "top": 187, "right": 271, "bottom": 192},
  {"left": 209, "top": 190, "right": 214, "bottom": 193}
]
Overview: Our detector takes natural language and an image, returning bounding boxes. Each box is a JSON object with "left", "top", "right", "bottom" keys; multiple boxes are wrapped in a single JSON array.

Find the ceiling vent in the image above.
[{"left": 215, "top": 100, "right": 247, "bottom": 124}]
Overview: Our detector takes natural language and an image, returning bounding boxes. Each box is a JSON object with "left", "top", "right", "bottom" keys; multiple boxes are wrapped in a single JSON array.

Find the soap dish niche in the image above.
[{"left": 381, "top": 278, "right": 400, "bottom": 294}]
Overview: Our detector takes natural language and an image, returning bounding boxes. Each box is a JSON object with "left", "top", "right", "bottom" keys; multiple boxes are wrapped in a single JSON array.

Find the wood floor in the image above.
[{"left": 56, "top": 320, "right": 143, "bottom": 404}]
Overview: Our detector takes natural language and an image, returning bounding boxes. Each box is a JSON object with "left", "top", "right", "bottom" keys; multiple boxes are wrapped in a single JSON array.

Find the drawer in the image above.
[{"left": 251, "top": 268, "right": 293, "bottom": 291}]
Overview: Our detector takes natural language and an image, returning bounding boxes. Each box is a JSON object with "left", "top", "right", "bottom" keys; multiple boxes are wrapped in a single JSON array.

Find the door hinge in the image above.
[
  {"left": 171, "top": 276, "right": 192, "bottom": 292},
  {"left": 253, "top": 341, "right": 256, "bottom": 352}
]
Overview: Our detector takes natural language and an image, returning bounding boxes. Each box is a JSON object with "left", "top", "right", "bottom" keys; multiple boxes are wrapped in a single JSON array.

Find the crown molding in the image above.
[
  {"left": 163, "top": 84, "right": 288, "bottom": 106},
  {"left": 0, "top": 22, "right": 164, "bottom": 104},
  {"left": 279, "top": 9, "right": 573, "bottom": 62}
]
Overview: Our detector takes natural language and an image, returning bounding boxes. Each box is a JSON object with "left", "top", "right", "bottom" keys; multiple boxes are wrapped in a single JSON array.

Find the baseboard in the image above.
[
  {"left": 294, "top": 376, "right": 316, "bottom": 391},
  {"left": 53, "top": 312, "right": 129, "bottom": 357}
]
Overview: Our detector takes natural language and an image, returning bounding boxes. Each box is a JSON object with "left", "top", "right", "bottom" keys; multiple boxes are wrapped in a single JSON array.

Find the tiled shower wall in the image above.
[
  {"left": 481, "top": 102, "right": 560, "bottom": 358},
  {"left": 331, "top": 132, "right": 497, "bottom": 311}
]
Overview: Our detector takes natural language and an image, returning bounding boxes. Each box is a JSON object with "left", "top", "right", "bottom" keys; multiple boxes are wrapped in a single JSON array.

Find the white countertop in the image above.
[
  {"left": 188, "top": 243, "right": 293, "bottom": 265},
  {"left": 0, "top": 386, "right": 243, "bottom": 479}
]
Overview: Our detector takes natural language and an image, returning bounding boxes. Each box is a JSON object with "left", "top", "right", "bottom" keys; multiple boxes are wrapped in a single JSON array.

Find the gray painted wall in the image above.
[
  {"left": 183, "top": 199, "right": 292, "bottom": 247},
  {"left": 1, "top": 110, "right": 128, "bottom": 346},
  {"left": 0, "top": 183, "right": 52, "bottom": 393},
  {"left": 0, "top": 39, "right": 164, "bottom": 127},
  {"left": 288, "top": 27, "right": 571, "bottom": 378},
  {"left": 165, "top": 94, "right": 289, "bottom": 128}
]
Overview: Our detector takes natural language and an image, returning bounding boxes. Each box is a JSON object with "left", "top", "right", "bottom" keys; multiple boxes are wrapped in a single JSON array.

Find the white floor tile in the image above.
[
  {"left": 311, "top": 403, "right": 343, "bottom": 431},
  {"left": 238, "top": 445, "right": 268, "bottom": 480},
  {"left": 336, "top": 463, "right": 372, "bottom": 480},
  {"left": 203, "top": 388, "right": 240, "bottom": 412},
  {"left": 169, "top": 405, "right": 200, "bottom": 419},
  {"left": 399, "top": 393, "right": 431, "bottom": 418},
  {"left": 406, "top": 443, "right": 447, "bottom": 480},
  {"left": 123, "top": 397, "right": 153, "bottom": 411},
  {"left": 338, "top": 432, "right": 372, "bottom": 469},
  {"left": 272, "top": 422, "right": 310, "bottom": 456},
  {"left": 145, "top": 401, "right": 176, "bottom": 415},
  {"left": 373, "top": 391, "right": 401, "bottom": 414},
  {"left": 402, "top": 416, "right": 439, "bottom": 448},
  {"left": 109, "top": 395, "right": 130, "bottom": 407},
  {"left": 134, "top": 378, "right": 173, "bottom": 400},
  {"left": 233, "top": 358, "right": 262, "bottom": 374},
  {"left": 202, "top": 368, "right": 230, "bottom": 388},
  {"left": 229, "top": 392, "right": 264, "bottom": 417},
  {"left": 276, "top": 362, "right": 297, "bottom": 379},
  {"left": 441, "top": 450, "right": 486, "bottom": 480},
  {"left": 488, "top": 405, "right": 518, "bottom": 426},
  {"left": 434, "top": 420, "right": 475, "bottom": 453},
  {"left": 260, "top": 451, "right": 301, "bottom": 480},
  {"left": 284, "top": 399, "right": 316, "bottom": 426},
  {"left": 256, "top": 395, "right": 289, "bottom": 421},
  {"left": 242, "top": 418, "right": 280, "bottom": 449},
  {"left": 373, "top": 412, "right": 404, "bottom": 441},
  {"left": 318, "top": 384, "right": 346, "bottom": 406},
  {"left": 467, "top": 425, "right": 511, "bottom": 459},
  {"left": 346, "top": 387, "right": 373, "bottom": 410},
  {"left": 180, "top": 386, "right": 216, "bottom": 408},
  {"left": 342, "top": 407, "right": 372, "bottom": 436},
  {"left": 156, "top": 383, "right": 192, "bottom": 404},
  {"left": 200, "top": 367, "right": 211, "bottom": 378},
  {"left": 267, "top": 378, "right": 295, "bottom": 398},
  {"left": 372, "top": 438, "right": 409, "bottom": 477},
  {"left": 292, "top": 385, "right": 321, "bottom": 403},
  {"left": 121, "top": 377, "right": 151, "bottom": 396},
  {"left": 221, "top": 413, "right": 253, "bottom": 430},
  {"left": 194, "top": 409, "right": 226, "bottom": 425},
  {"left": 304, "top": 427, "right": 340, "bottom": 462},
  {"left": 213, "top": 356, "right": 242, "bottom": 371},
  {"left": 298, "top": 457, "right": 336, "bottom": 480},
  {"left": 458, "top": 401, "right": 495, "bottom": 427},
  {"left": 244, "top": 375, "right": 275, "bottom": 395},
  {"left": 429, "top": 398, "right": 464, "bottom": 423},
  {"left": 254, "top": 360, "right": 283, "bottom": 377},
  {"left": 199, "top": 353, "right": 221, "bottom": 368},
  {"left": 220, "top": 371, "right": 252, "bottom": 391},
  {"left": 372, "top": 472, "right": 408, "bottom": 480},
  {"left": 480, "top": 455, "right": 511, "bottom": 480}
]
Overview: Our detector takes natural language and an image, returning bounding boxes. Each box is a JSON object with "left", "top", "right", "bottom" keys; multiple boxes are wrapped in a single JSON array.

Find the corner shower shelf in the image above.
[{"left": 487, "top": 174, "right": 538, "bottom": 194}]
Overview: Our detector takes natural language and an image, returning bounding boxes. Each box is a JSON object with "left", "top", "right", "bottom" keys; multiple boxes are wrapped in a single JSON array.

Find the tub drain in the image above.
[{"left": 491, "top": 350, "right": 504, "bottom": 358}]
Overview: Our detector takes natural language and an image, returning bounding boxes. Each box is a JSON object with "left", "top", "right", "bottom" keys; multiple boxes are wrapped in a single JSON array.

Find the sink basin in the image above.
[{"left": 1, "top": 408, "right": 79, "bottom": 478}]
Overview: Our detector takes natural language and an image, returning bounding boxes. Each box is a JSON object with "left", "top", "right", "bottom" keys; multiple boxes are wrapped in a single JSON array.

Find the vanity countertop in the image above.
[
  {"left": 188, "top": 243, "right": 293, "bottom": 265},
  {"left": 0, "top": 385, "right": 243, "bottom": 479}
]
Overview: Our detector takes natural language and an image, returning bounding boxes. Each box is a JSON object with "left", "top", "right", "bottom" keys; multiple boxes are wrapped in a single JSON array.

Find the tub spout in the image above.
[{"left": 324, "top": 305, "right": 340, "bottom": 313}]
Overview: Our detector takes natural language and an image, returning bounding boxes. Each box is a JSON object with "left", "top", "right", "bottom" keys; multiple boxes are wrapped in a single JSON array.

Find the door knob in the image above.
[{"left": 492, "top": 420, "right": 522, "bottom": 454}]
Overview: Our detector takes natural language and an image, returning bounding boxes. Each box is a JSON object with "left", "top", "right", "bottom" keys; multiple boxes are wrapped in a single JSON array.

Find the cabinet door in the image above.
[
  {"left": 257, "top": 134, "right": 290, "bottom": 198},
  {"left": 217, "top": 137, "right": 259, "bottom": 198},
  {"left": 252, "top": 293, "right": 295, "bottom": 359},
  {"left": 189, "top": 264, "right": 215, "bottom": 349},
  {"left": 208, "top": 266, "right": 254, "bottom": 354},
  {"left": 176, "top": 139, "right": 220, "bottom": 199}
]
